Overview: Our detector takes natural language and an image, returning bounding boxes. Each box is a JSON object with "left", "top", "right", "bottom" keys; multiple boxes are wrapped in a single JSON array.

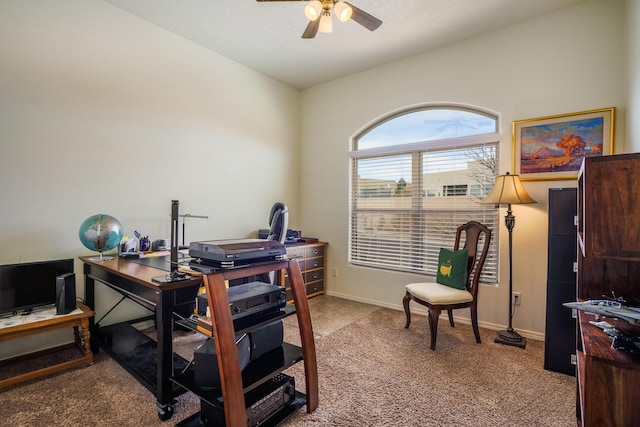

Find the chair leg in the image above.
[
  {"left": 427, "top": 308, "right": 441, "bottom": 350},
  {"left": 470, "top": 304, "right": 481, "bottom": 343},
  {"left": 447, "top": 309, "right": 455, "bottom": 327},
  {"left": 402, "top": 292, "right": 412, "bottom": 328}
]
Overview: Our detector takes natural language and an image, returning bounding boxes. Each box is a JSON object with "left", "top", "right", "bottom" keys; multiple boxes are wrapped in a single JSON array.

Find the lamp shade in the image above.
[
  {"left": 334, "top": 1, "right": 353, "bottom": 22},
  {"left": 482, "top": 172, "right": 536, "bottom": 205},
  {"left": 318, "top": 12, "right": 333, "bottom": 33},
  {"left": 304, "top": 0, "right": 323, "bottom": 21}
]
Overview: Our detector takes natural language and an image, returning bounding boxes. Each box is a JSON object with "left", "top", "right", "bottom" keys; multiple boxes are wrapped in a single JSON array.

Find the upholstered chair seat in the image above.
[{"left": 405, "top": 282, "right": 473, "bottom": 305}]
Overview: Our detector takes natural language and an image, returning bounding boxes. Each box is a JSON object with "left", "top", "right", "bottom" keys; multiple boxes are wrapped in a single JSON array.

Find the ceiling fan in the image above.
[{"left": 256, "top": 0, "right": 382, "bottom": 39}]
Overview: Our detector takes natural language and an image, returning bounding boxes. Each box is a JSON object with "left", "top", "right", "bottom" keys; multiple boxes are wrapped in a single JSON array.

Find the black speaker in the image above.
[
  {"left": 55, "top": 272, "right": 76, "bottom": 315},
  {"left": 249, "top": 320, "right": 284, "bottom": 360},
  {"left": 544, "top": 188, "right": 577, "bottom": 376},
  {"left": 194, "top": 334, "right": 251, "bottom": 390}
]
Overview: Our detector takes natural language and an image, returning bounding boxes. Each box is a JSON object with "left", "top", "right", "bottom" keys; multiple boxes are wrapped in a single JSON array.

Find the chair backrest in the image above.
[
  {"left": 453, "top": 221, "right": 492, "bottom": 297},
  {"left": 267, "top": 202, "right": 289, "bottom": 245}
]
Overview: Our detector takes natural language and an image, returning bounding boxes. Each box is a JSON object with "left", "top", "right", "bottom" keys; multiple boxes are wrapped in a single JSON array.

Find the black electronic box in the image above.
[
  {"left": 200, "top": 373, "right": 296, "bottom": 427},
  {"left": 197, "top": 281, "right": 286, "bottom": 322},
  {"left": 189, "top": 239, "right": 286, "bottom": 270}
]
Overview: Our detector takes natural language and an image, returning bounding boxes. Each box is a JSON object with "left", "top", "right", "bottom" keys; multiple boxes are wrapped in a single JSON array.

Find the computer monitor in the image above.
[{"left": 0, "top": 259, "right": 74, "bottom": 315}]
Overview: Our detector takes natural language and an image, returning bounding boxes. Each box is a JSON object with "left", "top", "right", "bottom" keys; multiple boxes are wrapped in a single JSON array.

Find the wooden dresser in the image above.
[
  {"left": 281, "top": 242, "right": 327, "bottom": 302},
  {"left": 575, "top": 153, "right": 640, "bottom": 426}
]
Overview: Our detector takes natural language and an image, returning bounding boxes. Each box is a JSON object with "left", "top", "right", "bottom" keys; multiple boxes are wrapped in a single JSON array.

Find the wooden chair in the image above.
[{"left": 403, "top": 221, "right": 491, "bottom": 350}]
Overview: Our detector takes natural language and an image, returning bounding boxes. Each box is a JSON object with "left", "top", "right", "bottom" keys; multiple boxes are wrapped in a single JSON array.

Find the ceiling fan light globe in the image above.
[
  {"left": 318, "top": 13, "right": 333, "bottom": 33},
  {"left": 334, "top": 2, "right": 352, "bottom": 22},
  {"left": 304, "top": 1, "right": 323, "bottom": 21}
]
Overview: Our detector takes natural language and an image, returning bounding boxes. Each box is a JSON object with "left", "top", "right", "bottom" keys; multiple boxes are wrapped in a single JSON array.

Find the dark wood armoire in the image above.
[{"left": 575, "top": 153, "right": 640, "bottom": 426}]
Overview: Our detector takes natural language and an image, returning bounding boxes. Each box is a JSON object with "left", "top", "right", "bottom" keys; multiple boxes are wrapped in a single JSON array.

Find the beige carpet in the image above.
[{"left": 1, "top": 296, "right": 575, "bottom": 426}]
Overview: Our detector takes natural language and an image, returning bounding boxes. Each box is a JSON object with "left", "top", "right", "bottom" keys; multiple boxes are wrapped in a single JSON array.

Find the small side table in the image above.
[{"left": 0, "top": 302, "right": 94, "bottom": 389}]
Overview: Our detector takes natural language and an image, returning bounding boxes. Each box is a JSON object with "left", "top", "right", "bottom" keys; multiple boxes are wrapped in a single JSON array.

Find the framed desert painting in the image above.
[{"left": 512, "top": 107, "right": 615, "bottom": 181}]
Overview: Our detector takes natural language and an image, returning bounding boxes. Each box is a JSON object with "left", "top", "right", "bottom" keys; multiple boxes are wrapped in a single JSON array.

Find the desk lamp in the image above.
[
  {"left": 482, "top": 172, "right": 536, "bottom": 349},
  {"left": 153, "top": 200, "right": 189, "bottom": 283}
]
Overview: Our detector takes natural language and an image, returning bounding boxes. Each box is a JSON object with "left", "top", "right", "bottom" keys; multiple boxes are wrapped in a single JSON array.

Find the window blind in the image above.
[{"left": 350, "top": 141, "right": 499, "bottom": 282}]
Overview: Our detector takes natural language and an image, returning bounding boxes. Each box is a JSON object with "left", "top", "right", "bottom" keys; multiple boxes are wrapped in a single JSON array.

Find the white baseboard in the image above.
[{"left": 325, "top": 290, "right": 545, "bottom": 342}]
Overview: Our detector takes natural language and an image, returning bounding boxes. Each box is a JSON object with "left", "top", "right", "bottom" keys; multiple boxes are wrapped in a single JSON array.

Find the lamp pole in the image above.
[
  {"left": 170, "top": 200, "right": 179, "bottom": 275},
  {"left": 505, "top": 204, "right": 516, "bottom": 332},
  {"left": 494, "top": 202, "right": 526, "bottom": 348}
]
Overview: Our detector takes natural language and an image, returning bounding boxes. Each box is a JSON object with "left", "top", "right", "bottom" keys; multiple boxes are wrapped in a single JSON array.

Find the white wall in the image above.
[
  {"left": 0, "top": 0, "right": 300, "bottom": 358},
  {"left": 300, "top": 0, "right": 627, "bottom": 339}
]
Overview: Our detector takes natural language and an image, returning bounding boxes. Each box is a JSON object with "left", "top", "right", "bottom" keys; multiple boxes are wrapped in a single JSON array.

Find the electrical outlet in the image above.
[{"left": 512, "top": 292, "right": 521, "bottom": 306}]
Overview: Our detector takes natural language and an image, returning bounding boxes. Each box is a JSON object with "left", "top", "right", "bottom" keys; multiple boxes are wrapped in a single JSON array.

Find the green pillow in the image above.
[{"left": 436, "top": 248, "right": 469, "bottom": 290}]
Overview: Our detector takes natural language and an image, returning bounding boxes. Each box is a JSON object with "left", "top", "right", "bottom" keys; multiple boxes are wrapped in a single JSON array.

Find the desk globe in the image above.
[{"left": 79, "top": 214, "right": 123, "bottom": 261}]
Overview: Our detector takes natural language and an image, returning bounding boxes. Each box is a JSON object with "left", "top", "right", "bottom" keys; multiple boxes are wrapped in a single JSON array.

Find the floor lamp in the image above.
[{"left": 482, "top": 172, "right": 536, "bottom": 349}]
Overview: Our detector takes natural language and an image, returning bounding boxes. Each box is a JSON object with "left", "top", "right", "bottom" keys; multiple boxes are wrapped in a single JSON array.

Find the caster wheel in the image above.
[{"left": 157, "top": 403, "right": 174, "bottom": 421}]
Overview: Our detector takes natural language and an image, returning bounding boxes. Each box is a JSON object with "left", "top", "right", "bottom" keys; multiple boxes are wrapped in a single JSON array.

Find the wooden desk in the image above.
[
  {"left": 0, "top": 302, "right": 94, "bottom": 389},
  {"left": 80, "top": 256, "right": 202, "bottom": 421}
]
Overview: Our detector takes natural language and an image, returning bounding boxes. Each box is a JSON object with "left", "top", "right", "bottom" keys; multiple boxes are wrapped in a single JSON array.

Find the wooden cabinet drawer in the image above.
[
  {"left": 306, "top": 281, "right": 324, "bottom": 296},
  {"left": 304, "top": 257, "right": 324, "bottom": 270},
  {"left": 306, "top": 245, "right": 324, "bottom": 258},
  {"left": 286, "top": 247, "right": 305, "bottom": 259},
  {"left": 305, "top": 270, "right": 324, "bottom": 283},
  {"left": 284, "top": 267, "right": 324, "bottom": 286},
  {"left": 285, "top": 282, "right": 324, "bottom": 300}
]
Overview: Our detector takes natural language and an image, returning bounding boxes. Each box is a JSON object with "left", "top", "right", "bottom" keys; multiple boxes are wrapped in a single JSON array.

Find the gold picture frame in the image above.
[{"left": 512, "top": 107, "right": 615, "bottom": 181}]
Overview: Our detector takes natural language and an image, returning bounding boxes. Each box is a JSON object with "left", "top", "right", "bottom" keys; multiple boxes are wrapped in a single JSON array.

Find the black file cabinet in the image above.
[{"left": 544, "top": 188, "right": 577, "bottom": 376}]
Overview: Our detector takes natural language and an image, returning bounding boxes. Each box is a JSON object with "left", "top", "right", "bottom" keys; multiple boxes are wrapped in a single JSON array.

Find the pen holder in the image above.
[{"left": 140, "top": 238, "right": 151, "bottom": 252}]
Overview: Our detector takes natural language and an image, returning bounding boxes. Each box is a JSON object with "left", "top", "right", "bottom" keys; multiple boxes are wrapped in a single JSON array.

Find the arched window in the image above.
[{"left": 349, "top": 105, "right": 499, "bottom": 281}]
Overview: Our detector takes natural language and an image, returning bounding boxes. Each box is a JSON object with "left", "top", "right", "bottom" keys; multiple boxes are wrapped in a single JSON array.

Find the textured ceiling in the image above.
[{"left": 104, "top": 0, "right": 585, "bottom": 89}]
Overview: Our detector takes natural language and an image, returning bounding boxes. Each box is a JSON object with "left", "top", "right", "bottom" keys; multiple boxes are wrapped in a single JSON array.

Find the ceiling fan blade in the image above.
[
  {"left": 302, "top": 19, "right": 320, "bottom": 39},
  {"left": 345, "top": 2, "right": 382, "bottom": 31}
]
